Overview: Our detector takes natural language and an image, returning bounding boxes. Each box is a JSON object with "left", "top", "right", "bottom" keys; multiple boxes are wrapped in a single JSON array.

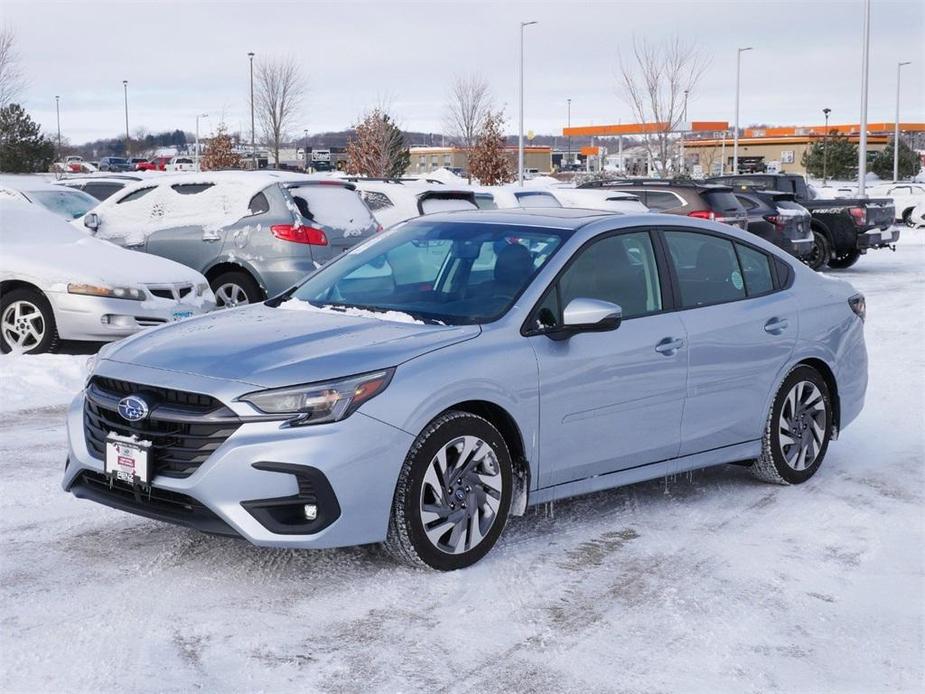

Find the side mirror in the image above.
[
  {"left": 548, "top": 298, "right": 622, "bottom": 340},
  {"left": 84, "top": 212, "right": 100, "bottom": 233}
]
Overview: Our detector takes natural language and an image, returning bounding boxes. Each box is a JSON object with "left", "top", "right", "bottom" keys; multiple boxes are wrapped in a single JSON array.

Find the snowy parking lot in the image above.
[{"left": 1, "top": 234, "right": 922, "bottom": 693}]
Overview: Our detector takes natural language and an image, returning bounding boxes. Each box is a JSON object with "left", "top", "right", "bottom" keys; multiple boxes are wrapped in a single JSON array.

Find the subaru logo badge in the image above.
[{"left": 117, "top": 395, "right": 149, "bottom": 422}]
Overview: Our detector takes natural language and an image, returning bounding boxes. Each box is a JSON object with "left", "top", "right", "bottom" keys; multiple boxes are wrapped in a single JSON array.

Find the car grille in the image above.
[
  {"left": 146, "top": 284, "right": 194, "bottom": 300},
  {"left": 84, "top": 376, "right": 242, "bottom": 479}
]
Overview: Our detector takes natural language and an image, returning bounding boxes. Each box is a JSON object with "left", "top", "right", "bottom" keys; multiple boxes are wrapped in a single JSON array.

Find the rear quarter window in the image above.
[{"left": 117, "top": 186, "right": 156, "bottom": 204}]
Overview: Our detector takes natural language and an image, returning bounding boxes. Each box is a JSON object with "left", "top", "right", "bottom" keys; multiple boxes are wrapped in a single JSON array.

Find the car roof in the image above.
[
  {"left": 408, "top": 208, "right": 615, "bottom": 229},
  {"left": 586, "top": 179, "right": 733, "bottom": 192},
  {"left": 0, "top": 175, "right": 84, "bottom": 192}
]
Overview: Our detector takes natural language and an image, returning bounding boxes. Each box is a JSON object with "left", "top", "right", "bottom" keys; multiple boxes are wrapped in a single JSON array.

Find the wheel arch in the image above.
[
  {"left": 203, "top": 260, "right": 266, "bottom": 298},
  {"left": 810, "top": 216, "right": 834, "bottom": 243},
  {"left": 1, "top": 279, "right": 47, "bottom": 299},
  {"left": 797, "top": 357, "right": 841, "bottom": 432},
  {"left": 441, "top": 399, "right": 531, "bottom": 516}
]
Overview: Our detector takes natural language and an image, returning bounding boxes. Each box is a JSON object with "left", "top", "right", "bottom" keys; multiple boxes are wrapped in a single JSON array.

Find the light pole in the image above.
[
  {"left": 680, "top": 89, "right": 689, "bottom": 173},
  {"left": 122, "top": 80, "right": 130, "bottom": 157},
  {"left": 195, "top": 113, "right": 208, "bottom": 171},
  {"left": 566, "top": 98, "right": 571, "bottom": 169},
  {"left": 857, "top": 0, "right": 871, "bottom": 197},
  {"left": 304, "top": 128, "right": 309, "bottom": 171},
  {"left": 518, "top": 20, "right": 538, "bottom": 186},
  {"left": 733, "top": 47, "right": 752, "bottom": 174},
  {"left": 55, "top": 96, "right": 61, "bottom": 160},
  {"left": 893, "top": 61, "right": 911, "bottom": 182},
  {"left": 822, "top": 107, "right": 831, "bottom": 186},
  {"left": 248, "top": 52, "right": 257, "bottom": 170}
]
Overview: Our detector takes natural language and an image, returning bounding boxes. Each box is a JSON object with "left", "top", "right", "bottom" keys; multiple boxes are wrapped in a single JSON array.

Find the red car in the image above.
[{"left": 136, "top": 156, "right": 172, "bottom": 172}]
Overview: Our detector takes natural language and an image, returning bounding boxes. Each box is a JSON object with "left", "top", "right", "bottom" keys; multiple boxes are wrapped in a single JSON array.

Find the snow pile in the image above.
[
  {"left": 279, "top": 298, "right": 424, "bottom": 324},
  {"left": 0, "top": 353, "right": 86, "bottom": 413},
  {"left": 415, "top": 167, "right": 466, "bottom": 185}
]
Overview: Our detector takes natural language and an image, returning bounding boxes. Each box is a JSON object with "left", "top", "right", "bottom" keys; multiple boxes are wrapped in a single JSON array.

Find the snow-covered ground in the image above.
[{"left": 1, "top": 235, "right": 923, "bottom": 693}]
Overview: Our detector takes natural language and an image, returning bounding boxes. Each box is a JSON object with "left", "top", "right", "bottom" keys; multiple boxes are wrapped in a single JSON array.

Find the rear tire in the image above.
[
  {"left": 806, "top": 229, "right": 830, "bottom": 271},
  {"left": 385, "top": 411, "right": 513, "bottom": 571},
  {"left": 0, "top": 288, "right": 59, "bottom": 354},
  {"left": 827, "top": 249, "right": 861, "bottom": 269},
  {"left": 210, "top": 271, "right": 262, "bottom": 308},
  {"left": 752, "top": 365, "right": 833, "bottom": 485}
]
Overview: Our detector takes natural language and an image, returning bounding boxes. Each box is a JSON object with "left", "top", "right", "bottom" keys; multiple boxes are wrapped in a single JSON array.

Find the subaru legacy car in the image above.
[{"left": 64, "top": 209, "right": 868, "bottom": 570}]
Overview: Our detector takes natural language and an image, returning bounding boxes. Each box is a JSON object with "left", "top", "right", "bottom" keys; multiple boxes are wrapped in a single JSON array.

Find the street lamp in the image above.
[
  {"left": 122, "top": 80, "right": 130, "bottom": 157},
  {"left": 893, "top": 61, "right": 911, "bottom": 182},
  {"left": 680, "top": 89, "right": 689, "bottom": 173},
  {"left": 566, "top": 98, "right": 571, "bottom": 169},
  {"left": 248, "top": 52, "right": 256, "bottom": 170},
  {"left": 304, "top": 128, "right": 309, "bottom": 171},
  {"left": 518, "top": 20, "right": 538, "bottom": 186},
  {"left": 732, "top": 47, "right": 752, "bottom": 174},
  {"left": 822, "top": 108, "right": 831, "bottom": 186},
  {"left": 195, "top": 113, "right": 208, "bottom": 171},
  {"left": 857, "top": 0, "right": 871, "bottom": 197},
  {"left": 55, "top": 96, "right": 61, "bottom": 160}
]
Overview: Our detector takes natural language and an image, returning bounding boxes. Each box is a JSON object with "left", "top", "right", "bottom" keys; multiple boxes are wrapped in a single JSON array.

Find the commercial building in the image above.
[{"left": 409, "top": 146, "right": 552, "bottom": 175}]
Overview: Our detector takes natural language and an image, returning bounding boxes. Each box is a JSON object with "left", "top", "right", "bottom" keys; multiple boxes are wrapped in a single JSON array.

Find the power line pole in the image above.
[
  {"left": 893, "top": 60, "right": 910, "bottom": 182},
  {"left": 733, "top": 47, "right": 752, "bottom": 174},
  {"left": 122, "top": 80, "right": 130, "bottom": 156},
  {"left": 248, "top": 52, "right": 257, "bottom": 171},
  {"left": 857, "top": 0, "right": 871, "bottom": 197},
  {"left": 518, "top": 20, "right": 537, "bottom": 186}
]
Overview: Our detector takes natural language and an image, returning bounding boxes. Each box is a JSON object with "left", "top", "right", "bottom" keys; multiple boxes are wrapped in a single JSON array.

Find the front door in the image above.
[{"left": 528, "top": 229, "right": 688, "bottom": 488}]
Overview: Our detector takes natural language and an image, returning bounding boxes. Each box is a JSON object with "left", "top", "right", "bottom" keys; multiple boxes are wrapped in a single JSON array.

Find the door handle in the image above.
[
  {"left": 655, "top": 337, "right": 684, "bottom": 355},
  {"left": 764, "top": 317, "right": 789, "bottom": 335}
]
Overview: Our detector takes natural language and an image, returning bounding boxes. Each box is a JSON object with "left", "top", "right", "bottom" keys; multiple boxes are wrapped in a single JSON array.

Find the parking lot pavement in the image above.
[{"left": 1, "top": 234, "right": 922, "bottom": 693}]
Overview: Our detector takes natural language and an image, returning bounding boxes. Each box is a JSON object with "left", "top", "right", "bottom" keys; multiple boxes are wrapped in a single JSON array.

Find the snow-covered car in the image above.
[
  {"left": 0, "top": 178, "right": 98, "bottom": 220},
  {"left": 865, "top": 183, "right": 925, "bottom": 225},
  {"left": 547, "top": 187, "right": 649, "bottom": 214},
  {"left": 472, "top": 187, "right": 563, "bottom": 210},
  {"left": 354, "top": 181, "right": 478, "bottom": 228},
  {"left": 56, "top": 175, "right": 141, "bottom": 202},
  {"left": 165, "top": 156, "right": 196, "bottom": 172},
  {"left": 0, "top": 199, "right": 215, "bottom": 354},
  {"left": 907, "top": 202, "right": 925, "bottom": 229},
  {"left": 73, "top": 172, "right": 380, "bottom": 306}
]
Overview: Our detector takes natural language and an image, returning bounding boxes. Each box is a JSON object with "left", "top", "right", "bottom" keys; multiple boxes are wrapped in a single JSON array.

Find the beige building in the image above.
[
  {"left": 681, "top": 135, "right": 890, "bottom": 176},
  {"left": 409, "top": 146, "right": 552, "bottom": 176}
]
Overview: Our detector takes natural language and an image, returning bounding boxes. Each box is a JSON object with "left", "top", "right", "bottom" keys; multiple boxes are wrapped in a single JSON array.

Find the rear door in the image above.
[
  {"left": 661, "top": 228, "right": 797, "bottom": 455},
  {"left": 144, "top": 183, "right": 228, "bottom": 271}
]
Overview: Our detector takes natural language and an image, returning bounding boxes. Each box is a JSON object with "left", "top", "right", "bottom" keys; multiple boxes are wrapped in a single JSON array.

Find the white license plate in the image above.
[
  {"left": 105, "top": 434, "right": 151, "bottom": 484},
  {"left": 172, "top": 310, "right": 194, "bottom": 321}
]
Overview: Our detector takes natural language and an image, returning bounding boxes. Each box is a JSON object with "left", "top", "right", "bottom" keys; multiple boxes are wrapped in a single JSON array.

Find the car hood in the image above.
[{"left": 104, "top": 302, "right": 481, "bottom": 388}]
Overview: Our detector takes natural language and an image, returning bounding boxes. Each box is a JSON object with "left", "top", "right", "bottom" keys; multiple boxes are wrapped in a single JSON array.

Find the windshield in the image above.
[
  {"left": 288, "top": 220, "right": 565, "bottom": 325},
  {"left": 28, "top": 189, "right": 97, "bottom": 220}
]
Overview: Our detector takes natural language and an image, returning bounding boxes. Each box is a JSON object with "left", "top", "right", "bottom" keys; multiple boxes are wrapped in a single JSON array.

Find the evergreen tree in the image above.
[
  {"left": 346, "top": 108, "right": 409, "bottom": 178},
  {"left": 201, "top": 122, "right": 241, "bottom": 170},
  {"left": 801, "top": 132, "right": 857, "bottom": 180},
  {"left": 0, "top": 103, "right": 55, "bottom": 173},
  {"left": 468, "top": 109, "right": 513, "bottom": 185},
  {"left": 870, "top": 135, "right": 920, "bottom": 180}
]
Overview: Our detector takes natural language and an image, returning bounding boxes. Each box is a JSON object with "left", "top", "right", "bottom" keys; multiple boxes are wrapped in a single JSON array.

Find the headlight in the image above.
[
  {"left": 68, "top": 283, "right": 145, "bottom": 301},
  {"left": 239, "top": 369, "right": 395, "bottom": 426}
]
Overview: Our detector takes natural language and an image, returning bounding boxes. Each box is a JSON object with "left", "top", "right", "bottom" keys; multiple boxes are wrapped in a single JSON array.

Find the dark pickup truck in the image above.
[{"left": 708, "top": 174, "right": 898, "bottom": 270}]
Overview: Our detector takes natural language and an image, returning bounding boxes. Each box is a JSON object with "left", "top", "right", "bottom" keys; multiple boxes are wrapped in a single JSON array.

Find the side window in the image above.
[
  {"left": 545, "top": 231, "right": 662, "bottom": 326},
  {"left": 117, "top": 186, "right": 156, "bottom": 204},
  {"left": 171, "top": 183, "right": 214, "bottom": 195},
  {"left": 474, "top": 194, "right": 498, "bottom": 210},
  {"left": 664, "top": 231, "right": 746, "bottom": 307},
  {"left": 248, "top": 192, "right": 270, "bottom": 215},
  {"left": 646, "top": 191, "right": 682, "bottom": 211},
  {"left": 735, "top": 243, "right": 774, "bottom": 296}
]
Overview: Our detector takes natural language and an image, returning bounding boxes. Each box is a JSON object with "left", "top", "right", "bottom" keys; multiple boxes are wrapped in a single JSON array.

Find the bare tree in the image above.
[
  {"left": 617, "top": 36, "right": 709, "bottom": 176},
  {"left": 443, "top": 73, "right": 492, "bottom": 180},
  {"left": 0, "top": 26, "right": 25, "bottom": 109},
  {"left": 253, "top": 55, "right": 306, "bottom": 166}
]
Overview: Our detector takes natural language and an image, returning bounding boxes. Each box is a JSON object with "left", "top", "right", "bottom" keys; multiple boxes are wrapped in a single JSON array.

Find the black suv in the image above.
[
  {"left": 579, "top": 179, "right": 749, "bottom": 230},
  {"left": 733, "top": 189, "right": 814, "bottom": 260}
]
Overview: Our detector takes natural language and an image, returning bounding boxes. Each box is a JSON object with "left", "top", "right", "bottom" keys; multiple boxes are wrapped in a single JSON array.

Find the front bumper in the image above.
[
  {"left": 857, "top": 226, "right": 901, "bottom": 250},
  {"left": 48, "top": 291, "right": 214, "bottom": 342},
  {"left": 62, "top": 376, "right": 414, "bottom": 549}
]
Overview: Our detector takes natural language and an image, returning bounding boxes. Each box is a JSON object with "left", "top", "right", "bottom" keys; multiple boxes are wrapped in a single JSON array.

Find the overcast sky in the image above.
[{"left": 5, "top": 0, "right": 924, "bottom": 145}]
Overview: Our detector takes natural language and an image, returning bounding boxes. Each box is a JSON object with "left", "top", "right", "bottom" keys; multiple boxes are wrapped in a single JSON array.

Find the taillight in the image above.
[
  {"left": 764, "top": 214, "right": 786, "bottom": 231},
  {"left": 688, "top": 210, "right": 716, "bottom": 221},
  {"left": 270, "top": 224, "right": 328, "bottom": 246},
  {"left": 849, "top": 207, "right": 867, "bottom": 226},
  {"left": 375, "top": 224, "right": 384, "bottom": 233},
  {"left": 849, "top": 294, "right": 866, "bottom": 322}
]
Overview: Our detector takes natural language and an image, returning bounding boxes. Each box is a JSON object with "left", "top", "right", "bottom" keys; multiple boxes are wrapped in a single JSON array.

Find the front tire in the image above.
[
  {"left": 806, "top": 229, "right": 830, "bottom": 271},
  {"left": 827, "top": 249, "right": 861, "bottom": 269},
  {"left": 385, "top": 411, "right": 513, "bottom": 570},
  {"left": 0, "top": 288, "right": 59, "bottom": 354},
  {"left": 752, "top": 365, "right": 833, "bottom": 485}
]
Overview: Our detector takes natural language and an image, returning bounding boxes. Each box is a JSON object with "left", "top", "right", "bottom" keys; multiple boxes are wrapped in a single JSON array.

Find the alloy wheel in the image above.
[
  {"left": 1, "top": 300, "right": 45, "bottom": 353},
  {"left": 214, "top": 283, "right": 249, "bottom": 308},
  {"left": 419, "top": 435, "right": 504, "bottom": 555},
  {"left": 778, "top": 380, "right": 827, "bottom": 471}
]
